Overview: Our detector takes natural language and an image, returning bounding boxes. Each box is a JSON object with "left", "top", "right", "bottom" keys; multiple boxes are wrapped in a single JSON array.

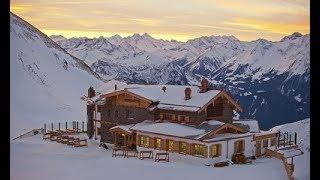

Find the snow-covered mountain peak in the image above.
[{"left": 280, "top": 32, "right": 304, "bottom": 42}]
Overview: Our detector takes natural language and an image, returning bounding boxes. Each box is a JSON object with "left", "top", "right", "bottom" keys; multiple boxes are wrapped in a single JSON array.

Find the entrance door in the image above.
[{"left": 255, "top": 140, "right": 261, "bottom": 157}]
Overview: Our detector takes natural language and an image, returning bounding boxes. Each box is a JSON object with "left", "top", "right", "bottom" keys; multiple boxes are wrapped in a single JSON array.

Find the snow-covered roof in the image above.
[
  {"left": 89, "top": 81, "right": 228, "bottom": 111},
  {"left": 202, "top": 132, "right": 253, "bottom": 142},
  {"left": 109, "top": 124, "right": 135, "bottom": 133},
  {"left": 233, "top": 119, "right": 260, "bottom": 133},
  {"left": 130, "top": 121, "right": 206, "bottom": 138},
  {"left": 125, "top": 85, "right": 221, "bottom": 108}
]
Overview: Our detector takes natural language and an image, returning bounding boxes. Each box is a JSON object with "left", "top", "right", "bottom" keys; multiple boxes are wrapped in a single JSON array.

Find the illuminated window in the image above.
[
  {"left": 194, "top": 144, "right": 206, "bottom": 156},
  {"left": 234, "top": 140, "right": 245, "bottom": 153},
  {"left": 179, "top": 142, "right": 188, "bottom": 154},
  {"left": 140, "top": 136, "right": 149, "bottom": 147},
  {"left": 262, "top": 139, "right": 268, "bottom": 148},
  {"left": 211, "top": 144, "right": 221, "bottom": 157},
  {"left": 155, "top": 138, "right": 162, "bottom": 149},
  {"left": 168, "top": 140, "right": 175, "bottom": 152}
]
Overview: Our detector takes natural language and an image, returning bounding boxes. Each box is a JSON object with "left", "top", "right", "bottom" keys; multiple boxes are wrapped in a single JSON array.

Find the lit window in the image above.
[
  {"left": 194, "top": 144, "right": 206, "bottom": 156},
  {"left": 140, "top": 136, "right": 149, "bottom": 147},
  {"left": 179, "top": 142, "right": 188, "bottom": 154},
  {"left": 155, "top": 138, "right": 162, "bottom": 149},
  {"left": 168, "top": 140, "right": 175, "bottom": 152},
  {"left": 211, "top": 144, "right": 221, "bottom": 157}
]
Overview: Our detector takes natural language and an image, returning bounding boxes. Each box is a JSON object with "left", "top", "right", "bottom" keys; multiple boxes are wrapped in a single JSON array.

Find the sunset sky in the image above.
[{"left": 10, "top": 0, "right": 309, "bottom": 42}]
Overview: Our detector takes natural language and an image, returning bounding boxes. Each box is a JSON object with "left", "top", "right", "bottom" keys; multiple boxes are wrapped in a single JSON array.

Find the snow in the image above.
[
  {"left": 203, "top": 133, "right": 252, "bottom": 142},
  {"left": 130, "top": 121, "right": 206, "bottom": 137},
  {"left": 270, "top": 118, "right": 310, "bottom": 180},
  {"left": 110, "top": 124, "right": 135, "bottom": 133},
  {"left": 278, "top": 148, "right": 303, "bottom": 158},
  {"left": 126, "top": 85, "right": 221, "bottom": 108},
  {"left": 10, "top": 13, "right": 102, "bottom": 139},
  {"left": 156, "top": 104, "right": 200, "bottom": 112},
  {"left": 294, "top": 94, "right": 302, "bottom": 102},
  {"left": 234, "top": 120, "right": 260, "bottom": 133},
  {"left": 11, "top": 135, "right": 288, "bottom": 180},
  {"left": 93, "top": 83, "right": 222, "bottom": 110},
  {"left": 207, "top": 120, "right": 225, "bottom": 126}
]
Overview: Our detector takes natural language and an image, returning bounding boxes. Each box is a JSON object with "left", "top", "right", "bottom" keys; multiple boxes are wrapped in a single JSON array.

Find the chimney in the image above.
[
  {"left": 200, "top": 78, "right": 209, "bottom": 93},
  {"left": 114, "top": 84, "right": 117, "bottom": 91},
  {"left": 88, "top": 86, "right": 96, "bottom": 98},
  {"left": 162, "top": 86, "right": 167, "bottom": 92},
  {"left": 185, "top": 87, "right": 192, "bottom": 100}
]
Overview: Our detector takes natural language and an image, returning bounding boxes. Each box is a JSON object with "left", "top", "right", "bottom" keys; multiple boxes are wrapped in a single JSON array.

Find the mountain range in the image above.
[{"left": 51, "top": 31, "right": 309, "bottom": 129}]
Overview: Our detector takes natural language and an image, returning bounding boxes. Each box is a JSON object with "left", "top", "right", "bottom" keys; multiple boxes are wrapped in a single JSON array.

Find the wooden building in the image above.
[{"left": 82, "top": 79, "right": 280, "bottom": 163}]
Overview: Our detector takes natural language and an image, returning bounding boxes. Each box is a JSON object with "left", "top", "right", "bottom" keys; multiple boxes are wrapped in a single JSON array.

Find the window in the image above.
[
  {"left": 210, "top": 144, "right": 221, "bottom": 157},
  {"left": 270, "top": 138, "right": 276, "bottom": 147},
  {"left": 179, "top": 142, "right": 188, "bottom": 154},
  {"left": 155, "top": 138, "right": 162, "bottom": 149},
  {"left": 179, "top": 115, "right": 185, "bottom": 122},
  {"left": 125, "top": 109, "right": 133, "bottom": 118},
  {"left": 194, "top": 144, "right": 206, "bottom": 157},
  {"left": 262, "top": 139, "right": 268, "bottom": 148},
  {"left": 140, "top": 136, "right": 149, "bottom": 147},
  {"left": 234, "top": 140, "right": 245, "bottom": 154},
  {"left": 168, "top": 140, "right": 175, "bottom": 152},
  {"left": 115, "top": 110, "right": 118, "bottom": 118}
]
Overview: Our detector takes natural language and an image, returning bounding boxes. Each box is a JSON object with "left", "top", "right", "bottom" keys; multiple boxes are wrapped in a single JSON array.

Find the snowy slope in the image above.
[
  {"left": 10, "top": 13, "right": 104, "bottom": 139},
  {"left": 270, "top": 118, "right": 310, "bottom": 180}
]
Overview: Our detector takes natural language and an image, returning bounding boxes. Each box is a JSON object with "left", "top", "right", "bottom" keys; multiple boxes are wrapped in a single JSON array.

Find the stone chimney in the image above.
[
  {"left": 88, "top": 86, "right": 95, "bottom": 98},
  {"left": 185, "top": 87, "right": 192, "bottom": 100},
  {"left": 115, "top": 84, "right": 117, "bottom": 90},
  {"left": 162, "top": 86, "right": 167, "bottom": 92},
  {"left": 200, "top": 78, "right": 209, "bottom": 93}
]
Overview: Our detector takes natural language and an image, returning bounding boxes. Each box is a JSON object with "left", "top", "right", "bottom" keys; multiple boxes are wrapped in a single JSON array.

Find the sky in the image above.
[{"left": 10, "top": 0, "right": 309, "bottom": 42}]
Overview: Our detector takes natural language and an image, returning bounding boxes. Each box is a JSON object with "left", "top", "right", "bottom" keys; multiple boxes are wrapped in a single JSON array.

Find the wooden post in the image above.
[
  {"left": 82, "top": 121, "right": 84, "bottom": 132},
  {"left": 289, "top": 134, "right": 292, "bottom": 145},
  {"left": 58, "top": 122, "right": 61, "bottom": 130},
  {"left": 294, "top": 132, "right": 297, "bottom": 145},
  {"left": 65, "top": 122, "right": 67, "bottom": 130},
  {"left": 44, "top": 124, "right": 46, "bottom": 133},
  {"left": 76, "top": 122, "right": 79, "bottom": 132},
  {"left": 51, "top": 123, "right": 54, "bottom": 131}
]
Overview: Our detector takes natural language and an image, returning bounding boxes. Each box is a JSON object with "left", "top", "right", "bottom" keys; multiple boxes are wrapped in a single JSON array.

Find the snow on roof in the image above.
[
  {"left": 130, "top": 121, "right": 206, "bottom": 138},
  {"left": 207, "top": 120, "right": 225, "bottom": 126},
  {"left": 110, "top": 124, "right": 135, "bottom": 133},
  {"left": 233, "top": 119, "right": 260, "bottom": 133},
  {"left": 126, "top": 85, "right": 221, "bottom": 108},
  {"left": 203, "top": 132, "right": 253, "bottom": 142},
  {"left": 156, "top": 104, "right": 200, "bottom": 112}
]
